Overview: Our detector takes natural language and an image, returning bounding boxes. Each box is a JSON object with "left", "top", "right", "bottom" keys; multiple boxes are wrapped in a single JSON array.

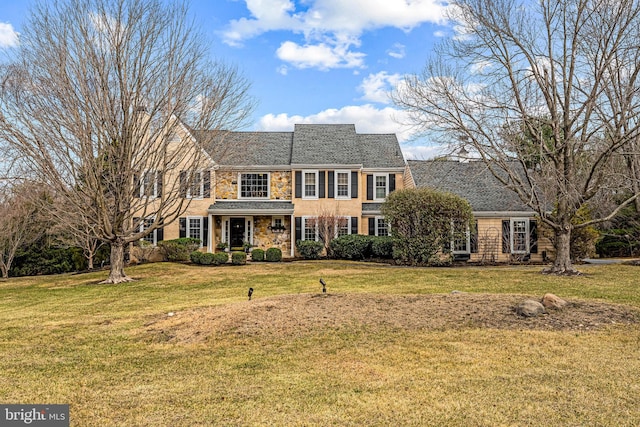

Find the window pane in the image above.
[
  {"left": 375, "top": 175, "right": 387, "bottom": 199},
  {"left": 304, "top": 218, "right": 317, "bottom": 241},
  {"left": 453, "top": 222, "right": 468, "bottom": 252},
  {"left": 304, "top": 172, "right": 316, "bottom": 197},
  {"left": 189, "top": 218, "right": 201, "bottom": 241},
  {"left": 142, "top": 218, "right": 155, "bottom": 244},
  {"left": 513, "top": 220, "right": 527, "bottom": 252},
  {"left": 337, "top": 172, "right": 349, "bottom": 197},
  {"left": 377, "top": 218, "right": 389, "bottom": 237},
  {"left": 241, "top": 173, "right": 269, "bottom": 198},
  {"left": 337, "top": 217, "right": 350, "bottom": 237},
  {"left": 189, "top": 172, "right": 202, "bottom": 198}
]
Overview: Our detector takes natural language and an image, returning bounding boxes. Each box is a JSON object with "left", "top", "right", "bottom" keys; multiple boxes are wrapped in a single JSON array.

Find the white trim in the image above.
[
  {"left": 238, "top": 172, "right": 271, "bottom": 200},
  {"left": 335, "top": 170, "right": 351, "bottom": 199},
  {"left": 302, "top": 170, "right": 319, "bottom": 200},
  {"left": 207, "top": 214, "right": 213, "bottom": 253},
  {"left": 290, "top": 214, "right": 295, "bottom": 257},
  {"left": 292, "top": 164, "right": 362, "bottom": 169},
  {"left": 510, "top": 218, "right": 529, "bottom": 254},
  {"left": 185, "top": 216, "right": 204, "bottom": 247},
  {"left": 451, "top": 222, "right": 471, "bottom": 255},
  {"left": 335, "top": 216, "right": 352, "bottom": 238},
  {"left": 374, "top": 216, "right": 390, "bottom": 237},
  {"left": 140, "top": 216, "right": 159, "bottom": 246},
  {"left": 301, "top": 216, "right": 319, "bottom": 241},
  {"left": 186, "top": 170, "right": 204, "bottom": 200},
  {"left": 140, "top": 170, "right": 160, "bottom": 199},
  {"left": 373, "top": 173, "right": 388, "bottom": 201}
]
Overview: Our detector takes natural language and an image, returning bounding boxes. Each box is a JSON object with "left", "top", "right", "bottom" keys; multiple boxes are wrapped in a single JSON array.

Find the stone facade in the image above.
[
  {"left": 252, "top": 216, "right": 291, "bottom": 254},
  {"left": 214, "top": 171, "right": 291, "bottom": 200}
]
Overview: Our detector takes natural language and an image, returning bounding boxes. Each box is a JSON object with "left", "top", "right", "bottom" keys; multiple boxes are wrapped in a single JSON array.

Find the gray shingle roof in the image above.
[
  {"left": 408, "top": 160, "right": 534, "bottom": 213},
  {"left": 208, "top": 201, "right": 294, "bottom": 214},
  {"left": 196, "top": 124, "right": 405, "bottom": 168}
]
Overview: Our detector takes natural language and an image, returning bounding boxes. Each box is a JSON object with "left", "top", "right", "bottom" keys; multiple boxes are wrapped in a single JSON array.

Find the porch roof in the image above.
[{"left": 208, "top": 200, "right": 294, "bottom": 215}]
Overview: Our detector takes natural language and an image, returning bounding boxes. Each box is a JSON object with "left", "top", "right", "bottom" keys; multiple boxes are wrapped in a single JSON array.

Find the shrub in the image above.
[
  {"left": 200, "top": 253, "right": 215, "bottom": 265},
  {"left": 11, "top": 241, "right": 87, "bottom": 277},
  {"left": 190, "top": 251, "right": 203, "bottom": 264},
  {"left": 251, "top": 248, "right": 265, "bottom": 261},
  {"left": 157, "top": 238, "right": 201, "bottom": 262},
  {"left": 296, "top": 240, "right": 324, "bottom": 259},
  {"left": 265, "top": 247, "right": 282, "bottom": 262},
  {"left": 382, "top": 188, "right": 473, "bottom": 266},
  {"left": 329, "top": 235, "right": 373, "bottom": 260},
  {"left": 371, "top": 236, "right": 394, "bottom": 259},
  {"left": 231, "top": 251, "right": 247, "bottom": 265},
  {"left": 213, "top": 252, "right": 229, "bottom": 265}
]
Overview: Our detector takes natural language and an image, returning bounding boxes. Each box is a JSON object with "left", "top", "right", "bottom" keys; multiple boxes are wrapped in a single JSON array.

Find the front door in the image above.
[{"left": 229, "top": 218, "right": 245, "bottom": 250}]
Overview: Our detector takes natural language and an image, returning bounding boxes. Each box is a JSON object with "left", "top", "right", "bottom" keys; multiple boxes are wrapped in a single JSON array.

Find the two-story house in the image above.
[{"left": 157, "top": 123, "right": 406, "bottom": 258}]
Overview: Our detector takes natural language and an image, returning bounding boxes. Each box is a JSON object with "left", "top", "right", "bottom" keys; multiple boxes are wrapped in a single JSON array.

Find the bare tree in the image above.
[
  {"left": 0, "top": 0, "right": 254, "bottom": 283},
  {"left": 0, "top": 183, "right": 44, "bottom": 278},
  {"left": 312, "top": 207, "right": 349, "bottom": 256},
  {"left": 394, "top": 0, "right": 640, "bottom": 274}
]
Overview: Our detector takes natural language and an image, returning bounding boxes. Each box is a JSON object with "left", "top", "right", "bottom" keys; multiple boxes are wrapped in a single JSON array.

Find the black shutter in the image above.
[
  {"left": 295, "top": 171, "right": 302, "bottom": 198},
  {"left": 179, "top": 171, "right": 187, "bottom": 198},
  {"left": 179, "top": 218, "right": 187, "bottom": 238},
  {"left": 295, "top": 217, "right": 302, "bottom": 241},
  {"left": 368, "top": 218, "right": 375, "bottom": 235},
  {"left": 328, "top": 171, "right": 335, "bottom": 198},
  {"left": 389, "top": 173, "right": 396, "bottom": 193},
  {"left": 366, "top": 175, "right": 373, "bottom": 200},
  {"left": 470, "top": 220, "right": 478, "bottom": 253},
  {"left": 502, "top": 220, "right": 510, "bottom": 253},
  {"left": 203, "top": 171, "right": 211, "bottom": 198},
  {"left": 156, "top": 171, "right": 163, "bottom": 198},
  {"left": 319, "top": 171, "right": 325, "bottom": 198},
  {"left": 351, "top": 217, "right": 358, "bottom": 235},
  {"left": 530, "top": 220, "right": 538, "bottom": 253},
  {"left": 156, "top": 227, "right": 164, "bottom": 243},
  {"left": 351, "top": 171, "right": 358, "bottom": 198},
  {"left": 202, "top": 217, "right": 209, "bottom": 247}
]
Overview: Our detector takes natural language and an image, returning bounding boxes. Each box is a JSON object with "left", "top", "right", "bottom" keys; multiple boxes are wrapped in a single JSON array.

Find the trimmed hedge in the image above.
[
  {"left": 213, "top": 252, "right": 229, "bottom": 265},
  {"left": 296, "top": 240, "right": 324, "bottom": 259},
  {"left": 251, "top": 248, "right": 265, "bottom": 261},
  {"left": 231, "top": 251, "right": 247, "bottom": 265},
  {"left": 371, "top": 236, "right": 394, "bottom": 259},
  {"left": 265, "top": 247, "right": 282, "bottom": 262},
  {"left": 190, "top": 251, "right": 203, "bottom": 264},
  {"left": 200, "top": 253, "right": 215, "bottom": 265},
  {"left": 329, "top": 234, "right": 373, "bottom": 260}
]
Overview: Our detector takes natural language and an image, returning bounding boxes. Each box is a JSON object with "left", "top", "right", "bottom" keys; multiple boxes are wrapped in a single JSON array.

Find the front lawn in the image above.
[{"left": 1, "top": 261, "right": 639, "bottom": 426}]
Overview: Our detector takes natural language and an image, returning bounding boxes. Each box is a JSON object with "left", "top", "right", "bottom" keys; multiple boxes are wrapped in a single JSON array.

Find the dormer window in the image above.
[{"left": 240, "top": 173, "right": 269, "bottom": 199}]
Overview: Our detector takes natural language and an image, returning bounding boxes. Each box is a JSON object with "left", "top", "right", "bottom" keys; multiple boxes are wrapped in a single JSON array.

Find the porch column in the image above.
[
  {"left": 290, "top": 213, "right": 295, "bottom": 257},
  {"left": 207, "top": 213, "right": 213, "bottom": 253}
]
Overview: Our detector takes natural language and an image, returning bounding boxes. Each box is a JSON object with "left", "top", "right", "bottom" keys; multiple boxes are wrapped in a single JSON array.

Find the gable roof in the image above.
[
  {"left": 407, "top": 160, "right": 534, "bottom": 213},
  {"left": 196, "top": 124, "right": 405, "bottom": 169}
]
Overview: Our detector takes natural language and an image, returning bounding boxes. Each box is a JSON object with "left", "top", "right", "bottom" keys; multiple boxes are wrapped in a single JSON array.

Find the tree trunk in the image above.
[
  {"left": 544, "top": 225, "right": 580, "bottom": 275},
  {"left": 101, "top": 240, "right": 133, "bottom": 284}
]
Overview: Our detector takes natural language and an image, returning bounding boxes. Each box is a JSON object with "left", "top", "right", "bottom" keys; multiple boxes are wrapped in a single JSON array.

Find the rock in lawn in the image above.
[
  {"left": 541, "top": 293, "right": 568, "bottom": 310},
  {"left": 516, "top": 299, "right": 546, "bottom": 317}
]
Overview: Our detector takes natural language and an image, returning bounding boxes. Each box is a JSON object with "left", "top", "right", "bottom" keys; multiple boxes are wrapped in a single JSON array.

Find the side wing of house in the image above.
[{"left": 407, "top": 160, "right": 553, "bottom": 263}]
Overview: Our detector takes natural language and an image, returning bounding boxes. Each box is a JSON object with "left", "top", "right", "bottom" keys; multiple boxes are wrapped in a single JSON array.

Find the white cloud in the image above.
[
  {"left": 358, "top": 71, "right": 402, "bottom": 104},
  {"left": 387, "top": 43, "right": 405, "bottom": 59},
  {"left": 222, "top": 0, "right": 450, "bottom": 69},
  {"left": 256, "top": 103, "right": 415, "bottom": 142},
  {"left": 433, "top": 30, "right": 446, "bottom": 37},
  {"left": 0, "top": 22, "right": 19, "bottom": 49},
  {"left": 276, "top": 40, "right": 365, "bottom": 70}
]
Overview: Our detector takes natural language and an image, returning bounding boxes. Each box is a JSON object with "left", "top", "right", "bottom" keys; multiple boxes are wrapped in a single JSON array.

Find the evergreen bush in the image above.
[
  {"left": 296, "top": 240, "right": 324, "bottom": 259},
  {"left": 251, "top": 248, "right": 265, "bottom": 261},
  {"left": 265, "top": 247, "right": 282, "bottom": 262},
  {"left": 157, "top": 238, "right": 201, "bottom": 262},
  {"left": 231, "top": 251, "right": 247, "bottom": 265},
  {"left": 213, "top": 252, "right": 229, "bottom": 265}
]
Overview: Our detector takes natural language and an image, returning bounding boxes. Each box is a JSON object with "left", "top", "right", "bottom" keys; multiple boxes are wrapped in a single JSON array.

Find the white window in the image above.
[
  {"left": 335, "top": 171, "right": 350, "bottom": 199},
  {"left": 187, "top": 171, "right": 203, "bottom": 199},
  {"left": 240, "top": 173, "right": 269, "bottom": 199},
  {"left": 336, "top": 216, "right": 351, "bottom": 237},
  {"left": 140, "top": 217, "right": 158, "bottom": 245},
  {"left": 452, "top": 221, "right": 470, "bottom": 254},
  {"left": 511, "top": 219, "right": 528, "bottom": 253},
  {"left": 140, "top": 170, "right": 160, "bottom": 198},
  {"left": 302, "top": 217, "right": 318, "bottom": 241},
  {"left": 271, "top": 216, "right": 285, "bottom": 231},
  {"left": 187, "top": 217, "right": 203, "bottom": 245},
  {"left": 374, "top": 174, "right": 388, "bottom": 200},
  {"left": 303, "top": 170, "right": 318, "bottom": 199},
  {"left": 375, "top": 216, "right": 389, "bottom": 237}
]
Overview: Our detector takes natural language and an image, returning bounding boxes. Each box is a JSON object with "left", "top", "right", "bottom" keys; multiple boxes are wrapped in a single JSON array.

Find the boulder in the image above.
[
  {"left": 541, "top": 293, "right": 568, "bottom": 310},
  {"left": 516, "top": 299, "right": 546, "bottom": 317}
]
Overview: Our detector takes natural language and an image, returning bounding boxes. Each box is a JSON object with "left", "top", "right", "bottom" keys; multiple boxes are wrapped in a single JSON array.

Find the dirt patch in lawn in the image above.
[{"left": 144, "top": 293, "right": 640, "bottom": 344}]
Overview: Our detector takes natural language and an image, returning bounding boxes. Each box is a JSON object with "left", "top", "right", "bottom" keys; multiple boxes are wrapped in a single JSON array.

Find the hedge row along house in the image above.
[{"left": 133, "top": 120, "right": 550, "bottom": 261}]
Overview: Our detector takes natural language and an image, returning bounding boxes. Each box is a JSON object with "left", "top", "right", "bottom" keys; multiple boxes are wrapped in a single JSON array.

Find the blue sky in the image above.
[{"left": 0, "top": 0, "right": 455, "bottom": 159}]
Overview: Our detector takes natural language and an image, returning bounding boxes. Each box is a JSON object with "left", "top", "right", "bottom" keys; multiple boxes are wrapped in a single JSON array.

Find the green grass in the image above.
[{"left": 1, "top": 261, "right": 640, "bottom": 426}]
